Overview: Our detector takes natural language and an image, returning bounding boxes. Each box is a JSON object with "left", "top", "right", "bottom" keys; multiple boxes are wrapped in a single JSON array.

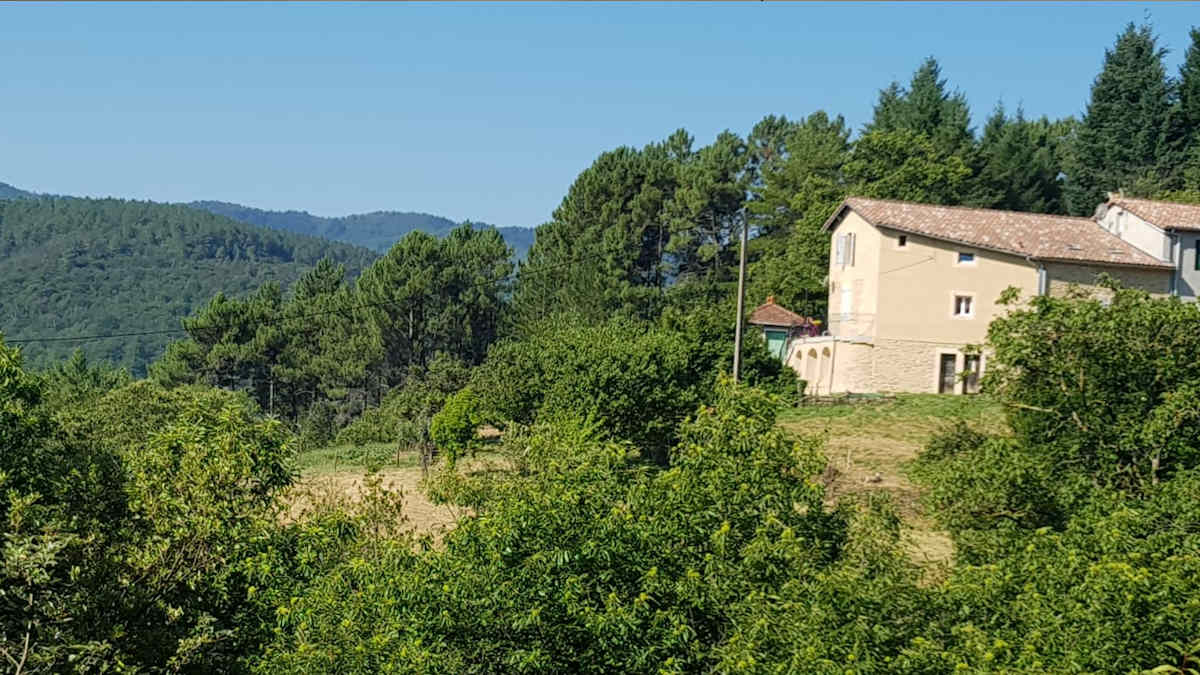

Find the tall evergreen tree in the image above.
[
  {"left": 969, "top": 104, "right": 1070, "bottom": 214},
  {"left": 511, "top": 136, "right": 686, "bottom": 326},
  {"left": 1175, "top": 28, "right": 1200, "bottom": 191},
  {"left": 664, "top": 130, "right": 748, "bottom": 285},
  {"left": 357, "top": 225, "right": 511, "bottom": 382},
  {"left": 865, "top": 57, "right": 974, "bottom": 156},
  {"left": 1064, "top": 23, "right": 1174, "bottom": 213},
  {"left": 745, "top": 111, "right": 850, "bottom": 317}
]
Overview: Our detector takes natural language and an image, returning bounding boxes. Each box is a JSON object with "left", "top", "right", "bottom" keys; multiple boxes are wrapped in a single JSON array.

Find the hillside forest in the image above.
[
  {"left": 5, "top": 21, "right": 1200, "bottom": 674},
  {"left": 189, "top": 200, "right": 537, "bottom": 259}
]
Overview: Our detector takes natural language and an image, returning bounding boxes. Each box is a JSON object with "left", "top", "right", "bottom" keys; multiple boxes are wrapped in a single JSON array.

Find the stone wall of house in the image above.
[
  {"left": 869, "top": 338, "right": 987, "bottom": 394},
  {"left": 837, "top": 341, "right": 876, "bottom": 393},
  {"left": 1044, "top": 262, "right": 1171, "bottom": 299},
  {"left": 790, "top": 337, "right": 992, "bottom": 395}
]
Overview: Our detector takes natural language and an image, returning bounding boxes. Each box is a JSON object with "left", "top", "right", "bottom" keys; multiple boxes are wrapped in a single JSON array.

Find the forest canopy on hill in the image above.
[
  {"left": 190, "top": 200, "right": 536, "bottom": 259},
  {"left": 0, "top": 197, "right": 378, "bottom": 374}
]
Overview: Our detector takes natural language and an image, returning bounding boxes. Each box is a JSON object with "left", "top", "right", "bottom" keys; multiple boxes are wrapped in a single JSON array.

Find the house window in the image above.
[
  {"left": 957, "top": 251, "right": 975, "bottom": 265},
  {"left": 937, "top": 353, "right": 957, "bottom": 394},
  {"left": 897, "top": 234, "right": 907, "bottom": 248},
  {"left": 963, "top": 355, "right": 982, "bottom": 394},
  {"left": 835, "top": 232, "right": 857, "bottom": 267},
  {"left": 1194, "top": 241, "right": 1199, "bottom": 271},
  {"left": 953, "top": 294, "right": 974, "bottom": 317}
]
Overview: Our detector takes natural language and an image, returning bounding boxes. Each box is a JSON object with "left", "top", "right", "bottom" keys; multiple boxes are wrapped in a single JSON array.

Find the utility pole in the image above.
[{"left": 732, "top": 209, "right": 749, "bottom": 383}]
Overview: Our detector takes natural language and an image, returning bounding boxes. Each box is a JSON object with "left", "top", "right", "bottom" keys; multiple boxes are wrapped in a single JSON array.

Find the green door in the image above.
[{"left": 764, "top": 329, "right": 788, "bottom": 361}]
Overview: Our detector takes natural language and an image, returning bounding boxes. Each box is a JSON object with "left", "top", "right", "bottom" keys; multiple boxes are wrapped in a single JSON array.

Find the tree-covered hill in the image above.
[
  {"left": 0, "top": 197, "right": 378, "bottom": 374},
  {"left": 0, "top": 181, "right": 39, "bottom": 200},
  {"left": 190, "top": 200, "right": 536, "bottom": 259}
]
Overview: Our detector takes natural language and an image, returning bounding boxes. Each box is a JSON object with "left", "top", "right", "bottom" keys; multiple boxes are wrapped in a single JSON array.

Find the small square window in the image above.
[
  {"left": 898, "top": 235, "right": 907, "bottom": 248},
  {"left": 953, "top": 295, "right": 974, "bottom": 317},
  {"left": 957, "top": 252, "right": 975, "bottom": 264}
]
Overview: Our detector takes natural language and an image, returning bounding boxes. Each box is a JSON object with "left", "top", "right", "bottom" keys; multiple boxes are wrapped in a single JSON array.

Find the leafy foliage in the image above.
[
  {"left": 1, "top": 338, "right": 292, "bottom": 671},
  {"left": 335, "top": 354, "right": 471, "bottom": 446},
  {"left": 470, "top": 317, "right": 705, "bottom": 461},
  {"left": 251, "top": 383, "right": 886, "bottom": 674},
  {"left": 429, "top": 386, "right": 481, "bottom": 464}
]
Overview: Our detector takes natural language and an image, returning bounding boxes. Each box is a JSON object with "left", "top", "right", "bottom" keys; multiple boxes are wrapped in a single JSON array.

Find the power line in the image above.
[{"left": 3, "top": 243, "right": 628, "bottom": 346}]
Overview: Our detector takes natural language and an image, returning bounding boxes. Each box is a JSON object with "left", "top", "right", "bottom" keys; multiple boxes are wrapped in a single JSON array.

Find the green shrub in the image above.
[
  {"left": 471, "top": 317, "right": 708, "bottom": 462},
  {"left": 987, "top": 283, "right": 1200, "bottom": 488},
  {"left": 430, "top": 387, "right": 480, "bottom": 464},
  {"left": 250, "top": 382, "right": 896, "bottom": 673},
  {"left": 2, "top": 341, "right": 293, "bottom": 672},
  {"left": 658, "top": 302, "right": 801, "bottom": 399}
]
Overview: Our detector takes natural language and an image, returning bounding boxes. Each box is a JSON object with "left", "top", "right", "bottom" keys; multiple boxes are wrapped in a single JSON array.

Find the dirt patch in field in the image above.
[
  {"left": 779, "top": 395, "right": 1004, "bottom": 571},
  {"left": 287, "top": 467, "right": 468, "bottom": 540}
]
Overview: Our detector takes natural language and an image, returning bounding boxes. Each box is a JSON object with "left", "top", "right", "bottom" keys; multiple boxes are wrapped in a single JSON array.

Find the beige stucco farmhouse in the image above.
[{"left": 788, "top": 197, "right": 1173, "bottom": 395}]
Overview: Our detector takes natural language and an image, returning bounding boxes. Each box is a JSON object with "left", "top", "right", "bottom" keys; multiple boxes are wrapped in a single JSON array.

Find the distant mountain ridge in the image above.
[
  {"left": 189, "top": 200, "right": 536, "bottom": 259},
  {"left": 0, "top": 194, "right": 377, "bottom": 374},
  {"left": 0, "top": 181, "right": 40, "bottom": 200}
]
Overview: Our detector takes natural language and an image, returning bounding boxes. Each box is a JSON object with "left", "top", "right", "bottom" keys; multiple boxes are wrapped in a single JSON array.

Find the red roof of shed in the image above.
[{"left": 748, "top": 297, "right": 812, "bottom": 327}]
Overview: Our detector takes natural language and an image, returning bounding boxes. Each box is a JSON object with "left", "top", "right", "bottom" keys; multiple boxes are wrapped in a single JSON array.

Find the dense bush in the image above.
[
  {"left": 249, "top": 383, "right": 923, "bottom": 673},
  {"left": 471, "top": 311, "right": 798, "bottom": 463},
  {"left": 470, "top": 317, "right": 707, "bottom": 461},
  {"left": 904, "top": 286, "right": 1200, "bottom": 671},
  {"left": 986, "top": 282, "right": 1200, "bottom": 488},
  {"left": 1, "top": 340, "right": 293, "bottom": 672},
  {"left": 429, "top": 386, "right": 481, "bottom": 464},
  {"left": 658, "top": 301, "right": 802, "bottom": 400}
]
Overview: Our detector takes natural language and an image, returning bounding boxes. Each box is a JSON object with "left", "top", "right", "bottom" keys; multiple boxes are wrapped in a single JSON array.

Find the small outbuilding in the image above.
[{"left": 747, "top": 296, "right": 820, "bottom": 361}]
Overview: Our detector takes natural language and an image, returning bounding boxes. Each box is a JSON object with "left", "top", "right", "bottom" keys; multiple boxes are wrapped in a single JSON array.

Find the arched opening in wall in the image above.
[
  {"left": 805, "top": 349, "right": 818, "bottom": 394},
  {"left": 821, "top": 347, "right": 833, "bottom": 394}
]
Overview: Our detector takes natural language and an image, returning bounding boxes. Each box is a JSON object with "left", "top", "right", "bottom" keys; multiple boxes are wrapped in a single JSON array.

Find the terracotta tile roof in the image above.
[
  {"left": 748, "top": 298, "right": 812, "bottom": 327},
  {"left": 824, "top": 197, "right": 1172, "bottom": 270},
  {"left": 1108, "top": 196, "right": 1200, "bottom": 232}
]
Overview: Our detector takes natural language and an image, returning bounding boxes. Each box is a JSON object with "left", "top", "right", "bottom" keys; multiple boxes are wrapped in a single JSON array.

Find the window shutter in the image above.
[
  {"left": 835, "top": 234, "right": 845, "bottom": 265},
  {"left": 848, "top": 232, "right": 856, "bottom": 266}
]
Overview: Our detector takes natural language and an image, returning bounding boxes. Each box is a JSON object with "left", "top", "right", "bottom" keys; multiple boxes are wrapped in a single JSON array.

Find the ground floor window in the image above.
[
  {"left": 937, "top": 353, "right": 957, "bottom": 394},
  {"left": 936, "top": 352, "right": 984, "bottom": 394},
  {"left": 963, "top": 354, "right": 982, "bottom": 394}
]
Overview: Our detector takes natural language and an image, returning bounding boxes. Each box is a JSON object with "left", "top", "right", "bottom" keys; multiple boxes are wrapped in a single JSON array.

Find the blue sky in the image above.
[{"left": 2, "top": 2, "right": 1197, "bottom": 228}]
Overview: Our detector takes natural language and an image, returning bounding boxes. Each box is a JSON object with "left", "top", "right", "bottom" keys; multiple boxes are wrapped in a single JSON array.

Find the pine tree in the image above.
[
  {"left": 664, "top": 130, "right": 748, "bottom": 285},
  {"left": 1064, "top": 23, "right": 1174, "bottom": 214},
  {"left": 970, "top": 104, "right": 1070, "bottom": 213},
  {"left": 1175, "top": 28, "right": 1200, "bottom": 191},
  {"left": 865, "top": 57, "right": 974, "bottom": 156},
  {"left": 511, "top": 136, "right": 686, "bottom": 326},
  {"left": 745, "top": 111, "right": 850, "bottom": 316}
]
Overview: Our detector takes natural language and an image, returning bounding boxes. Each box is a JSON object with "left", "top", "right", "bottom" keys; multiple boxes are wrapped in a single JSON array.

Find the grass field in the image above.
[
  {"left": 778, "top": 394, "right": 1006, "bottom": 569},
  {"left": 293, "top": 395, "right": 1005, "bottom": 565},
  {"left": 296, "top": 441, "right": 420, "bottom": 475}
]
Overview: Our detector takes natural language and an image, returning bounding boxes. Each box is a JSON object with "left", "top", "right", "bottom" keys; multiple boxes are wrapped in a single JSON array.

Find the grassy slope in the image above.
[
  {"left": 777, "top": 394, "right": 1006, "bottom": 568},
  {"left": 298, "top": 395, "right": 1004, "bottom": 565}
]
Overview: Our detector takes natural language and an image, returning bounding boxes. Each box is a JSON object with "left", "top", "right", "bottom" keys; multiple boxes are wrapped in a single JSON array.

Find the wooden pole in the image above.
[{"left": 732, "top": 210, "right": 749, "bottom": 383}]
